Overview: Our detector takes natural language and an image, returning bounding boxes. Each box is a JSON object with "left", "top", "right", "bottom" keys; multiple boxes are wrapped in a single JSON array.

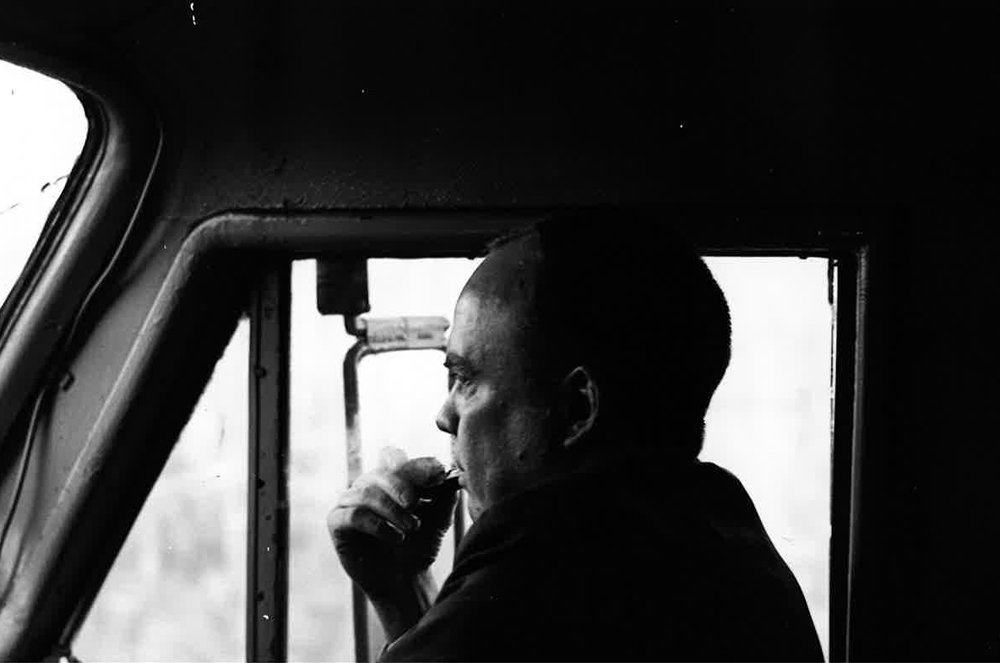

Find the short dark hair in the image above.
[{"left": 493, "top": 209, "right": 731, "bottom": 459}]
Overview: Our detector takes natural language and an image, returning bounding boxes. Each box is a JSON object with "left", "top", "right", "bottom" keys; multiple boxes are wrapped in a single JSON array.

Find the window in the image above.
[
  {"left": 67, "top": 222, "right": 842, "bottom": 662},
  {"left": 702, "top": 257, "right": 832, "bottom": 659},
  {"left": 0, "top": 60, "right": 87, "bottom": 307},
  {"left": 74, "top": 320, "right": 249, "bottom": 662},
  {"left": 286, "top": 254, "right": 832, "bottom": 660},
  {"left": 289, "top": 258, "right": 479, "bottom": 661}
]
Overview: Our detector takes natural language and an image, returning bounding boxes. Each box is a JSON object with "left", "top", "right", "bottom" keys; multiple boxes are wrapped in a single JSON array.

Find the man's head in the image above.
[{"left": 436, "top": 211, "right": 731, "bottom": 518}]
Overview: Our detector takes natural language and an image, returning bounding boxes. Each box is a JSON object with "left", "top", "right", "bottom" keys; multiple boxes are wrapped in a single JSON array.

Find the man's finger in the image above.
[
  {"left": 368, "top": 470, "right": 420, "bottom": 510},
  {"left": 377, "top": 446, "right": 409, "bottom": 472},
  {"left": 337, "top": 481, "right": 420, "bottom": 534},
  {"left": 398, "top": 456, "right": 448, "bottom": 488},
  {"left": 328, "top": 505, "right": 406, "bottom": 544},
  {"left": 348, "top": 467, "right": 420, "bottom": 509}
]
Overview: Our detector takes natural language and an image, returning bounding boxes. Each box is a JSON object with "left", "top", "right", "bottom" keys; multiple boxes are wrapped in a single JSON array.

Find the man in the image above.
[{"left": 328, "top": 213, "right": 824, "bottom": 661}]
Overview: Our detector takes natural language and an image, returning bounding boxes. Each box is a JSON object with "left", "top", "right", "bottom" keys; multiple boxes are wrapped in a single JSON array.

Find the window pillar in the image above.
[{"left": 248, "top": 262, "right": 291, "bottom": 662}]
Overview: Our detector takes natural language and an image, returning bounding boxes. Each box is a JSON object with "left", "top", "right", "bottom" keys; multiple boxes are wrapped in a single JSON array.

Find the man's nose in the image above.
[{"left": 435, "top": 395, "right": 456, "bottom": 435}]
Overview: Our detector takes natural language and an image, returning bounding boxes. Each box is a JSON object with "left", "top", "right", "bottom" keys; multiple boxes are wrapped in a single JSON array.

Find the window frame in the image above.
[
  {"left": 5, "top": 210, "right": 865, "bottom": 661},
  {"left": 0, "top": 44, "right": 163, "bottom": 447},
  {"left": 686, "top": 211, "right": 869, "bottom": 662},
  {"left": 247, "top": 262, "right": 291, "bottom": 661},
  {"left": 0, "top": 45, "right": 165, "bottom": 661}
]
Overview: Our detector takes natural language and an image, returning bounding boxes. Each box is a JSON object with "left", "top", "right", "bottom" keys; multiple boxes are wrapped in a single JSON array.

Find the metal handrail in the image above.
[{"left": 342, "top": 315, "right": 464, "bottom": 662}]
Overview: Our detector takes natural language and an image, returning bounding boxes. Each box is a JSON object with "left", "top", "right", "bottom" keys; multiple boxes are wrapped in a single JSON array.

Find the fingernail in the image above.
[{"left": 385, "top": 522, "right": 405, "bottom": 542}]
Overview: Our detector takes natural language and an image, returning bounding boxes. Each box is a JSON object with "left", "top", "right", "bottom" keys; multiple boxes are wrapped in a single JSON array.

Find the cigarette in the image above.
[
  {"left": 441, "top": 467, "right": 462, "bottom": 489},
  {"left": 418, "top": 468, "right": 461, "bottom": 504}
]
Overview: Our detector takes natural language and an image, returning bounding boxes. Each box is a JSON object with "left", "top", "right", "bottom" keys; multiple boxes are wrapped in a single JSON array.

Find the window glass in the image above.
[
  {"left": 288, "top": 260, "right": 354, "bottom": 662},
  {"left": 74, "top": 319, "right": 249, "bottom": 662},
  {"left": 290, "top": 255, "right": 831, "bottom": 661},
  {"left": 702, "top": 257, "right": 832, "bottom": 659},
  {"left": 0, "top": 60, "right": 88, "bottom": 307},
  {"left": 289, "top": 258, "right": 478, "bottom": 662}
]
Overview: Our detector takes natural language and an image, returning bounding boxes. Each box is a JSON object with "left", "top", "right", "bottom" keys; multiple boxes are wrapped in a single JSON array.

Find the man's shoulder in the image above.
[
  {"left": 450, "top": 459, "right": 769, "bottom": 570},
  {"left": 385, "top": 461, "right": 824, "bottom": 661},
  {"left": 436, "top": 461, "right": 768, "bottom": 615}
]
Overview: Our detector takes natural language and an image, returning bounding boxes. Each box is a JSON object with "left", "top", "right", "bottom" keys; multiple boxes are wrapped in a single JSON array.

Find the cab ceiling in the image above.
[{"left": 2, "top": 2, "right": 995, "bottom": 219}]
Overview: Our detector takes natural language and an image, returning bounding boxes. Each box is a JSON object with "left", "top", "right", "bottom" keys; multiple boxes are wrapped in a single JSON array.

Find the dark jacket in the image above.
[{"left": 382, "top": 460, "right": 824, "bottom": 661}]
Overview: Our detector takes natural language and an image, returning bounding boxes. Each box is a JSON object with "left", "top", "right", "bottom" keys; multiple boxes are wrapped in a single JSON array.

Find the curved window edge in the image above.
[
  {"left": 0, "top": 42, "right": 163, "bottom": 444},
  {"left": 0, "top": 77, "right": 100, "bottom": 345}
]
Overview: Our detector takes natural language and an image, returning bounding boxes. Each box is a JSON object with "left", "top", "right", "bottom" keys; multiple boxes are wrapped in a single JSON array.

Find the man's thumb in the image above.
[
  {"left": 400, "top": 456, "right": 447, "bottom": 487},
  {"left": 377, "top": 446, "right": 409, "bottom": 471}
]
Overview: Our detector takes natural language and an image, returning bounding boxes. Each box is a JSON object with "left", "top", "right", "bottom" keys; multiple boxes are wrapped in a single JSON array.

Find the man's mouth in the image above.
[
  {"left": 446, "top": 462, "right": 465, "bottom": 488},
  {"left": 422, "top": 466, "right": 462, "bottom": 501}
]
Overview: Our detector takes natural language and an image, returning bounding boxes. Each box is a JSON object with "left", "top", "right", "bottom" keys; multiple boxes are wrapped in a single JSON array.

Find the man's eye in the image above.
[{"left": 448, "top": 370, "right": 471, "bottom": 390}]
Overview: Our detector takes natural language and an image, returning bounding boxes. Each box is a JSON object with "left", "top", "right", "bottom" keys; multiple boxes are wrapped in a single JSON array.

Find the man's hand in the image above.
[{"left": 327, "top": 448, "right": 458, "bottom": 605}]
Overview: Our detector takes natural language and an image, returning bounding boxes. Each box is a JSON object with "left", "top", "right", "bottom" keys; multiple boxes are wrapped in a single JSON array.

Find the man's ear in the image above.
[{"left": 558, "top": 366, "right": 600, "bottom": 451}]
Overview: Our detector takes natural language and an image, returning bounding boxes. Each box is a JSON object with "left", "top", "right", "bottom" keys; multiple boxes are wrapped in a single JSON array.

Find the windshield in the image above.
[{"left": 0, "top": 59, "right": 87, "bottom": 308}]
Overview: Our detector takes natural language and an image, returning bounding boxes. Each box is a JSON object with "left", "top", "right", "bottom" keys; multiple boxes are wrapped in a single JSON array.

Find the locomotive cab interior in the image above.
[{"left": 0, "top": 3, "right": 998, "bottom": 661}]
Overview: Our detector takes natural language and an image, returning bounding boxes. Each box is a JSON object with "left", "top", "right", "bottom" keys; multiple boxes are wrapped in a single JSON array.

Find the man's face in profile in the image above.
[{"left": 435, "top": 237, "right": 552, "bottom": 519}]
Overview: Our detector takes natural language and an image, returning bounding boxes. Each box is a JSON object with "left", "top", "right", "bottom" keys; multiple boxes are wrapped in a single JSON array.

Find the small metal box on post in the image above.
[{"left": 316, "top": 258, "right": 371, "bottom": 320}]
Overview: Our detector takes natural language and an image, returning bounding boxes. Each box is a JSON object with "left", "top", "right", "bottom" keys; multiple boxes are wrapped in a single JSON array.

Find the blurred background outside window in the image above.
[
  {"left": 288, "top": 256, "right": 832, "bottom": 661},
  {"left": 74, "top": 320, "right": 249, "bottom": 662},
  {"left": 0, "top": 60, "right": 87, "bottom": 307}
]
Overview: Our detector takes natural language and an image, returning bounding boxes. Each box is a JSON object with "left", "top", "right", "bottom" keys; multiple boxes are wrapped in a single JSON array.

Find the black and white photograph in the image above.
[{"left": 0, "top": 3, "right": 997, "bottom": 662}]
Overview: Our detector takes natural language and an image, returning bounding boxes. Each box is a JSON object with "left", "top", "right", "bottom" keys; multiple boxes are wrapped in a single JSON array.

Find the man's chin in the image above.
[{"left": 465, "top": 495, "right": 484, "bottom": 521}]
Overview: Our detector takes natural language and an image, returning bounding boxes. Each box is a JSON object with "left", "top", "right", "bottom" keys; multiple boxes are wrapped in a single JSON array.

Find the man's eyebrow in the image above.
[{"left": 443, "top": 353, "right": 473, "bottom": 370}]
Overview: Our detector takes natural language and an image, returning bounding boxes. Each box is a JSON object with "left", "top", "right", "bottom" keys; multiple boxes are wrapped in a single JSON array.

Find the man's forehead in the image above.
[
  {"left": 444, "top": 232, "right": 543, "bottom": 364},
  {"left": 462, "top": 231, "right": 543, "bottom": 305},
  {"left": 449, "top": 290, "right": 506, "bottom": 344},
  {"left": 447, "top": 288, "right": 524, "bottom": 368}
]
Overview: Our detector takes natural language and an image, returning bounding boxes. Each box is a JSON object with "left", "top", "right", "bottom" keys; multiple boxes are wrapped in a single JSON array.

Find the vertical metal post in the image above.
[
  {"left": 829, "top": 249, "right": 866, "bottom": 662},
  {"left": 248, "top": 262, "right": 291, "bottom": 663},
  {"left": 343, "top": 341, "right": 374, "bottom": 663},
  {"left": 342, "top": 316, "right": 455, "bottom": 662}
]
